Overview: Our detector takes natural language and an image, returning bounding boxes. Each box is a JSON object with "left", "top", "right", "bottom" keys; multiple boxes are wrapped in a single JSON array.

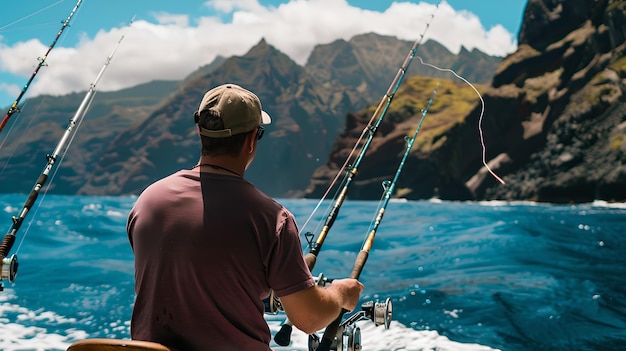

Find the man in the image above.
[{"left": 127, "top": 83, "right": 364, "bottom": 351}]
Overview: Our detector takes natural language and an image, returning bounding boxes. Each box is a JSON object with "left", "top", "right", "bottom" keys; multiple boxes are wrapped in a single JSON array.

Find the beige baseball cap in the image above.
[{"left": 196, "top": 84, "right": 271, "bottom": 138}]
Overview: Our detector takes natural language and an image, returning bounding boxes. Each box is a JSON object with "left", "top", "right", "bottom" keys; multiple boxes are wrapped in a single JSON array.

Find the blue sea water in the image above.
[{"left": 0, "top": 194, "right": 625, "bottom": 351}]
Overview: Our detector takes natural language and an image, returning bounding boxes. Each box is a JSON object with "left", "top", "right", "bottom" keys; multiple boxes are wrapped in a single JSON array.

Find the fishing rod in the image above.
[
  {"left": 271, "top": 5, "right": 440, "bottom": 346},
  {"left": 0, "top": 18, "right": 134, "bottom": 291},
  {"left": 314, "top": 84, "right": 439, "bottom": 351},
  {"left": 0, "top": 0, "right": 83, "bottom": 134},
  {"left": 302, "top": 16, "right": 436, "bottom": 271}
]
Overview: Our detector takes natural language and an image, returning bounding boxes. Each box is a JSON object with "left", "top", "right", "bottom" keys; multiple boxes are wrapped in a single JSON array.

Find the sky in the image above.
[{"left": 0, "top": 0, "right": 527, "bottom": 108}]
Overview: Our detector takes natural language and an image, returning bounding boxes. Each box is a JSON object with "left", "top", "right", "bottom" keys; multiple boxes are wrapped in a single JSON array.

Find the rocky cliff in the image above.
[
  {"left": 481, "top": 0, "right": 626, "bottom": 202},
  {"left": 307, "top": 0, "right": 626, "bottom": 203}
]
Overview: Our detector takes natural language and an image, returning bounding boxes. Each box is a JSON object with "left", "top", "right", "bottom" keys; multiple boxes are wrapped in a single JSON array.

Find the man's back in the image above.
[{"left": 127, "top": 169, "right": 314, "bottom": 351}]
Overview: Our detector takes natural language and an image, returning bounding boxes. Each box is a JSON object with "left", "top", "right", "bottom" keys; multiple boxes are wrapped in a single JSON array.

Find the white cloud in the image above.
[
  {"left": 0, "top": 0, "right": 517, "bottom": 99},
  {"left": 207, "top": 0, "right": 270, "bottom": 14},
  {"left": 152, "top": 12, "right": 190, "bottom": 27},
  {"left": 0, "top": 82, "right": 20, "bottom": 98}
]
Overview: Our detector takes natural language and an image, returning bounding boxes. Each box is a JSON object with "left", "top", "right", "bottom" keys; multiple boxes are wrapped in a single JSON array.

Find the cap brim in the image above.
[{"left": 261, "top": 111, "right": 271, "bottom": 125}]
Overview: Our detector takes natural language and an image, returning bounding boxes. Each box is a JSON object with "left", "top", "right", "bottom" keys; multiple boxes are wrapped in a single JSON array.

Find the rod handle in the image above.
[
  {"left": 274, "top": 323, "right": 292, "bottom": 346},
  {"left": 350, "top": 250, "right": 369, "bottom": 279},
  {"left": 316, "top": 309, "right": 346, "bottom": 351},
  {"left": 0, "top": 234, "right": 15, "bottom": 259},
  {"left": 304, "top": 252, "right": 317, "bottom": 271},
  {"left": 317, "top": 249, "right": 369, "bottom": 351}
]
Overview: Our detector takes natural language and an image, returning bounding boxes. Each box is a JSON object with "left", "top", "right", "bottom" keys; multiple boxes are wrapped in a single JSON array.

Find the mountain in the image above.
[
  {"left": 306, "top": 0, "right": 626, "bottom": 203},
  {"left": 0, "top": 32, "right": 500, "bottom": 197},
  {"left": 0, "top": 80, "right": 178, "bottom": 194},
  {"left": 78, "top": 38, "right": 349, "bottom": 196},
  {"left": 304, "top": 33, "right": 498, "bottom": 103}
]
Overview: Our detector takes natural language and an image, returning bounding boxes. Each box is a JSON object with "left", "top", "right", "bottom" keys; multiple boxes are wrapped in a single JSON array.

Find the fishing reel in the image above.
[
  {"left": 308, "top": 297, "right": 393, "bottom": 351},
  {"left": 264, "top": 289, "right": 283, "bottom": 314},
  {"left": 0, "top": 254, "right": 18, "bottom": 291},
  {"left": 306, "top": 273, "right": 393, "bottom": 351},
  {"left": 267, "top": 272, "right": 393, "bottom": 350}
]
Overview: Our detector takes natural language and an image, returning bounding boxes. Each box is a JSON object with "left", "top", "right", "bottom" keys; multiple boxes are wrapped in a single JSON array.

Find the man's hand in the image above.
[
  {"left": 329, "top": 278, "right": 364, "bottom": 312},
  {"left": 280, "top": 278, "right": 365, "bottom": 334}
]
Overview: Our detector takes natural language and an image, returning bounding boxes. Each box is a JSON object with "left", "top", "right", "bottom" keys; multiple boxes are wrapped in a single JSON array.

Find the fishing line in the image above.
[
  {"left": 316, "top": 85, "right": 439, "bottom": 351},
  {"left": 0, "top": 97, "right": 32, "bottom": 158},
  {"left": 0, "top": 0, "right": 66, "bottom": 31},
  {"left": 364, "top": 185, "right": 390, "bottom": 245},
  {"left": 274, "top": 4, "right": 443, "bottom": 345},
  {"left": 416, "top": 56, "right": 505, "bottom": 184},
  {"left": 361, "top": 83, "right": 441, "bottom": 251},
  {"left": 298, "top": 129, "right": 367, "bottom": 236},
  {"left": 0, "top": 0, "right": 83, "bottom": 136},
  {"left": 303, "top": 170, "right": 351, "bottom": 250},
  {"left": 0, "top": 17, "right": 134, "bottom": 290},
  {"left": 13, "top": 91, "right": 97, "bottom": 255},
  {"left": 298, "top": 2, "right": 441, "bottom": 236},
  {"left": 0, "top": 98, "right": 42, "bottom": 181},
  {"left": 0, "top": 0, "right": 84, "bottom": 249}
]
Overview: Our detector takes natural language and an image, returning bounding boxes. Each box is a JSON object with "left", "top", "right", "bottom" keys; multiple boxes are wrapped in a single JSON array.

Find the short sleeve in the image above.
[{"left": 266, "top": 208, "right": 315, "bottom": 297}]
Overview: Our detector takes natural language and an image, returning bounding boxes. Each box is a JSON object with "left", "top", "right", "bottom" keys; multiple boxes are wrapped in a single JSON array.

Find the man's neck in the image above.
[{"left": 194, "top": 156, "right": 244, "bottom": 177}]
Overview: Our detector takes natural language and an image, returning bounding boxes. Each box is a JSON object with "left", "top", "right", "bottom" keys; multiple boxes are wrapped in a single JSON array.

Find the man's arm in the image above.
[{"left": 278, "top": 278, "right": 364, "bottom": 335}]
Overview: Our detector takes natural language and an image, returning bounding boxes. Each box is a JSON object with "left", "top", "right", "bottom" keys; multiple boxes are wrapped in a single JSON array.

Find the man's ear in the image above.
[{"left": 246, "top": 130, "right": 256, "bottom": 154}]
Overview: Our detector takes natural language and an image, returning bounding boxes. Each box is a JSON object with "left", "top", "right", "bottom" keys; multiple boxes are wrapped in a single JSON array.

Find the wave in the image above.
[{"left": 0, "top": 298, "right": 499, "bottom": 351}]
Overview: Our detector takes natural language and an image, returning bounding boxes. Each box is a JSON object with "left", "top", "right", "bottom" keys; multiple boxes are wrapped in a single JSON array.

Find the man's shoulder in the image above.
[
  {"left": 136, "top": 170, "right": 188, "bottom": 197},
  {"left": 246, "top": 186, "right": 294, "bottom": 217}
]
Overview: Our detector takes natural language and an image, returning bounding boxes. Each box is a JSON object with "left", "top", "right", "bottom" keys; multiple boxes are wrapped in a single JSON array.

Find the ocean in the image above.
[{"left": 0, "top": 194, "right": 625, "bottom": 351}]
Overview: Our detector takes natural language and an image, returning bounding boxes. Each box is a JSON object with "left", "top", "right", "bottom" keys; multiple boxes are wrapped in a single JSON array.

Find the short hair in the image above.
[{"left": 196, "top": 109, "right": 250, "bottom": 156}]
